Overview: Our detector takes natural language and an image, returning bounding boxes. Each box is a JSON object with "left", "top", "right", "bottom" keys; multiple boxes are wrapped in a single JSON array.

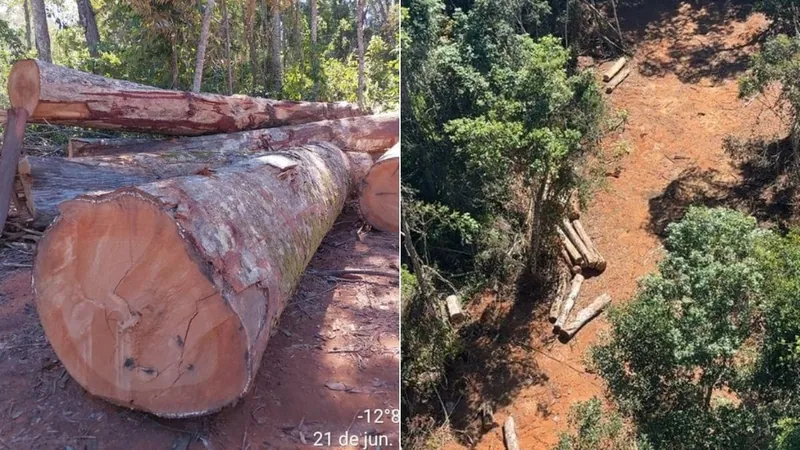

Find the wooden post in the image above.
[{"left": 0, "top": 108, "right": 30, "bottom": 233}]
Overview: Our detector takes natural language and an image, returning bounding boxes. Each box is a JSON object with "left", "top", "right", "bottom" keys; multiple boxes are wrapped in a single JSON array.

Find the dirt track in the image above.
[
  {"left": 442, "top": 2, "right": 787, "bottom": 448},
  {"left": 0, "top": 209, "right": 399, "bottom": 449}
]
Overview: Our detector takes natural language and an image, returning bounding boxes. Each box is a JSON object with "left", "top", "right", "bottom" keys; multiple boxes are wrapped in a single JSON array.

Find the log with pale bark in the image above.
[
  {"left": 1, "top": 108, "right": 30, "bottom": 232},
  {"left": 606, "top": 68, "right": 631, "bottom": 94},
  {"left": 17, "top": 146, "right": 372, "bottom": 230},
  {"left": 548, "top": 268, "right": 571, "bottom": 323},
  {"left": 561, "top": 219, "right": 597, "bottom": 267},
  {"left": 446, "top": 295, "right": 464, "bottom": 323},
  {"left": 554, "top": 274, "right": 584, "bottom": 330},
  {"left": 67, "top": 113, "right": 399, "bottom": 158},
  {"left": 33, "top": 144, "right": 351, "bottom": 417},
  {"left": 8, "top": 59, "right": 362, "bottom": 135},
  {"left": 359, "top": 143, "right": 399, "bottom": 232},
  {"left": 503, "top": 416, "right": 521, "bottom": 450},
  {"left": 603, "top": 57, "right": 627, "bottom": 82},
  {"left": 557, "top": 227, "right": 584, "bottom": 266},
  {"left": 572, "top": 219, "right": 606, "bottom": 272},
  {"left": 558, "top": 294, "right": 612, "bottom": 340}
]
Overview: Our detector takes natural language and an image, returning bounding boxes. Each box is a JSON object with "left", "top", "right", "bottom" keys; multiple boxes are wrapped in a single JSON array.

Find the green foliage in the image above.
[
  {"left": 740, "top": 34, "right": 800, "bottom": 115},
  {"left": 590, "top": 206, "right": 800, "bottom": 449},
  {"left": 555, "top": 398, "right": 647, "bottom": 450},
  {"left": 0, "top": 16, "right": 26, "bottom": 108}
]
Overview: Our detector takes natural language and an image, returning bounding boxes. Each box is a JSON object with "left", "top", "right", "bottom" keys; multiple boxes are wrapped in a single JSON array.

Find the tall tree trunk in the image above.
[
  {"left": 310, "top": 0, "right": 319, "bottom": 99},
  {"left": 76, "top": 0, "right": 101, "bottom": 57},
  {"left": 30, "top": 0, "right": 51, "bottom": 63},
  {"left": 170, "top": 36, "right": 179, "bottom": 89},
  {"left": 222, "top": 0, "right": 233, "bottom": 95},
  {"left": 192, "top": 0, "right": 216, "bottom": 93},
  {"left": 246, "top": 0, "right": 260, "bottom": 92},
  {"left": 356, "top": 0, "right": 366, "bottom": 111},
  {"left": 270, "top": 0, "right": 283, "bottom": 96},
  {"left": 24, "top": 0, "right": 32, "bottom": 50}
]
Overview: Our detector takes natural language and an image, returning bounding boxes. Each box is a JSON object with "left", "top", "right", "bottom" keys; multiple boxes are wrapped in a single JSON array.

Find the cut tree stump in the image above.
[
  {"left": 606, "top": 68, "right": 631, "bottom": 94},
  {"left": 603, "top": 57, "right": 627, "bottom": 82},
  {"left": 0, "top": 108, "right": 30, "bottom": 232},
  {"left": 8, "top": 59, "right": 362, "bottom": 135},
  {"left": 558, "top": 293, "right": 612, "bottom": 340},
  {"left": 503, "top": 416, "right": 521, "bottom": 450},
  {"left": 554, "top": 273, "right": 584, "bottom": 330},
  {"left": 67, "top": 113, "right": 399, "bottom": 158},
  {"left": 17, "top": 148, "right": 371, "bottom": 229},
  {"left": 33, "top": 144, "right": 351, "bottom": 417},
  {"left": 359, "top": 143, "right": 399, "bottom": 232}
]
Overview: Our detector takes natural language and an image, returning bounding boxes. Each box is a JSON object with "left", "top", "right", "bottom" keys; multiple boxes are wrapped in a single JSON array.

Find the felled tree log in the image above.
[
  {"left": 33, "top": 144, "right": 351, "bottom": 417},
  {"left": 67, "top": 113, "right": 399, "bottom": 158},
  {"left": 17, "top": 147, "right": 371, "bottom": 229},
  {"left": 558, "top": 294, "right": 612, "bottom": 340},
  {"left": 561, "top": 219, "right": 596, "bottom": 267},
  {"left": 554, "top": 274, "right": 584, "bottom": 330},
  {"left": 446, "top": 295, "right": 465, "bottom": 323},
  {"left": 557, "top": 227, "right": 584, "bottom": 266},
  {"left": 0, "top": 108, "right": 30, "bottom": 232},
  {"left": 603, "top": 57, "right": 627, "bottom": 82},
  {"left": 606, "top": 68, "right": 631, "bottom": 94},
  {"left": 8, "top": 59, "right": 362, "bottom": 135},
  {"left": 503, "top": 416, "right": 521, "bottom": 450},
  {"left": 548, "top": 268, "right": 571, "bottom": 323},
  {"left": 359, "top": 143, "right": 399, "bottom": 232},
  {"left": 572, "top": 219, "right": 606, "bottom": 273}
]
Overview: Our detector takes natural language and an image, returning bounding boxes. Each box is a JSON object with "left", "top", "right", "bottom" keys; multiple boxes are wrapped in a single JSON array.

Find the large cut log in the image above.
[
  {"left": 561, "top": 219, "right": 595, "bottom": 267},
  {"left": 606, "top": 68, "right": 631, "bottom": 94},
  {"left": 572, "top": 219, "right": 606, "bottom": 273},
  {"left": 446, "top": 295, "right": 465, "bottom": 324},
  {"left": 17, "top": 147, "right": 372, "bottom": 229},
  {"left": 603, "top": 57, "right": 627, "bottom": 82},
  {"left": 557, "top": 226, "right": 584, "bottom": 267},
  {"left": 558, "top": 294, "right": 612, "bottom": 340},
  {"left": 33, "top": 144, "right": 351, "bottom": 417},
  {"left": 359, "top": 143, "right": 399, "bottom": 232},
  {"left": 67, "top": 113, "right": 399, "bottom": 158},
  {"left": 548, "top": 268, "right": 571, "bottom": 323},
  {"left": 554, "top": 273, "right": 584, "bottom": 330},
  {"left": 0, "top": 108, "right": 30, "bottom": 232},
  {"left": 8, "top": 59, "right": 362, "bottom": 135}
]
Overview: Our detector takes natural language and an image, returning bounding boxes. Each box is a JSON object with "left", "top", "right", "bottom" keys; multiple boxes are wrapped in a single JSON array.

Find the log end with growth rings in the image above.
[
  {"left": 359, "top": 143, "right": 399, "bottom": 232},
  {"left": 33, "top": 190, "right": 250, "bottom": 417},
  {"left": 8, "top": 59, "right": 41, "bottom": 115}
]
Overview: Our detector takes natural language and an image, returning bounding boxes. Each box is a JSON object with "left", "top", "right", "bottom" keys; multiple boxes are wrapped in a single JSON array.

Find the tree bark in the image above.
[
  {"left": 24, "top": 0, "right": 32, "bottom": 51},
  {"left": 30, "top": 0, "right": 51, "bottom": 63},
  {"left": 310, "top": 0, "right": 319, "bottom": 99},
  {"left": 359, "top": 143, "right": 399, "bottom": 232},
  {"left": 33, "top": 144, "right": 351, "bottom": 417},
  {"left": 192, "top": 0, "right": 216, "bottom": 93},
  {"left": 0, "top": 108, "right": 30, "bottom": 233},
  {"left": 19, "top": 141, "right": 375, "bottom": 229},
  {"left": 554, "top": 273, "right": 584, "bottom": 330},
  {"left": 221, "top": 0, "right": 234, "bottom": 95},
  {"left": 602, "top": 57, "right": 627, "bottom": 82},
  {"left": 7, "top": 60, "right": 362, "bottom": 135},
  {"left": 246, "top": 0, "right": 260, "bottom": 92},
  {"left": 76, "top": 0, "right": 101, "bottom": 58},
  {"left": 572, "top": 219, "right": 606, "bottom": 272},
  {"left": 67, "top": 113, "right": 398, "bottom": 158},
  {"left": 561, "top": 219, "right": 599, "bottom": 269},
  {"left": 270, "top": 0, "right": 283, "bottom": 95},
  {"left": 548, "top": 268, "right": 570, "bottom": 323},
  {"left": 606, "top": 68, "right": 631, "bottom": 94},
  {"left": 557, "top": 227, "right": 584, "bottom": 266},
  {"left": 356, "top": 0, "right": 366, "bottom": 111},
  {"left": 558, "top": 293, "right": 611, "bottom": 340}
]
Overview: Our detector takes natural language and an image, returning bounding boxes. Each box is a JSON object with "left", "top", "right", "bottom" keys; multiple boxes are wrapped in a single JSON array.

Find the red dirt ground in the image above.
[
  {"left": 0, "top": 209, "right": 399, "bottom": 449},
  {"left": 442, "top": 2, "right": 787, "bottom": 448}
]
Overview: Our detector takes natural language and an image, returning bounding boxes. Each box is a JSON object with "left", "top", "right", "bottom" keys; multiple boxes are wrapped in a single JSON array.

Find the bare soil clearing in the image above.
[
  {"left": 0, "top": 209, "right": 399, "bottom": 449},
  {"left": 441, "top": 2, "right": 787, "bottom": 448}
]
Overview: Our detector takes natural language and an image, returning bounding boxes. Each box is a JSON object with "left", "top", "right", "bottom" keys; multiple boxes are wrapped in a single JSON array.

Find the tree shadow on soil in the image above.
[
  {"left": 649, "top": 134, "right": 798, "bottom": 235},
  {"left": 436, "top": 261, "right": 564, "bottom": 446}
]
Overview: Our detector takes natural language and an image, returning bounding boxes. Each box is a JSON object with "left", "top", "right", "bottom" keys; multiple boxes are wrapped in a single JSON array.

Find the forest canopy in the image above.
[{"left": 0, "top": 0, "right": 399, "bottom": 111}]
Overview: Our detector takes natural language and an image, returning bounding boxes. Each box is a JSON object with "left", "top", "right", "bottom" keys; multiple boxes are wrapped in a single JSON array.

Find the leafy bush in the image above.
[{"left": 555, "top": 398, "right": 647, "bottom": 450}]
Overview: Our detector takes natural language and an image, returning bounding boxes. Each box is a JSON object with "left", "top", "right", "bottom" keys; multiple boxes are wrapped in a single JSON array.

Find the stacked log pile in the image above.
[
  {"left": 550, "top": 195, "right": 612, "bottom": 341},
  {"left": 0, "top": 60, "right": 399, "bottom": 417}
]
